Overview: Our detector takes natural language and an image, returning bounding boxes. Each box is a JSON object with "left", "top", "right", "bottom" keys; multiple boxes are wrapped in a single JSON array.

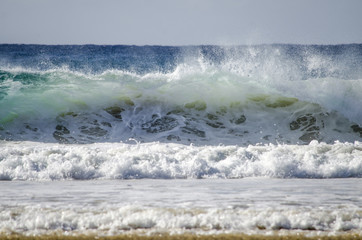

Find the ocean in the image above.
[{"left": 0, "top": 44, "right": 362, "bottom": 239}]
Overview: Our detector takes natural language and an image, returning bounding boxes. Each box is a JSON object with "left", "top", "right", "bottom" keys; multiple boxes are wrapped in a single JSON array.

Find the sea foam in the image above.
[{"left": 1, "top": 141, "right": 361, "bottom": 180}]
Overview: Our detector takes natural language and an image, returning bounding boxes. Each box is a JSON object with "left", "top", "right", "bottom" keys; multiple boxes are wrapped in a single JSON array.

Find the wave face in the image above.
[{"left": 1, "top": 44, "right": 362, "bottom": 146}]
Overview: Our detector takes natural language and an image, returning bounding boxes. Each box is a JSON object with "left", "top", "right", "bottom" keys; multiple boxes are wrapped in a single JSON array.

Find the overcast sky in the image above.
[{"left": 0, "top": 0, "right": 361, "bottom": 45}]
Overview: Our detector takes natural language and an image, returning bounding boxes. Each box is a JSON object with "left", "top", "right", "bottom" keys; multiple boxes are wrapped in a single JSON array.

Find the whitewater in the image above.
[{"left": 0, "top": 44, "right": 362, "bottom": 239}]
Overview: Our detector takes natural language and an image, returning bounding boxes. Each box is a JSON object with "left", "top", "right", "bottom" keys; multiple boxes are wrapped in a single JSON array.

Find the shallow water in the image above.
[{"left": 1, "top": 178, "right": 362, "bottom": 236}]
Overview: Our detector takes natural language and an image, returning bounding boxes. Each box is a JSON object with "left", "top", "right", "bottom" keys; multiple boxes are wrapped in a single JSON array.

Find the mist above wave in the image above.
[{"left": 1, "top": 44, "right": 361, "bottom": 79}]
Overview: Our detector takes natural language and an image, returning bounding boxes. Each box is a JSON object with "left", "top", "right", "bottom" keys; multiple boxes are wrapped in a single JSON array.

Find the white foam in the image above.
[
  {"left": 1, "top": 205, "right": 361, "bottom": 236},
  {"left": 1, "top": 141, "right": 361, "bottom": 180}
]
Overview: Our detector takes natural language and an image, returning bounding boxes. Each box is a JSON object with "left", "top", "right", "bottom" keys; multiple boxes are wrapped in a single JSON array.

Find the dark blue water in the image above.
[{"left": 1, "top": 44, "right": 362, "bottom": 79}]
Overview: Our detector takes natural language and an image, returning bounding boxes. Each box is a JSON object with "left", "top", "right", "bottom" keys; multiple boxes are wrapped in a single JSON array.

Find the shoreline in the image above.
[{"left": 1, "top": 233, "right": 362, "bottom": 240}]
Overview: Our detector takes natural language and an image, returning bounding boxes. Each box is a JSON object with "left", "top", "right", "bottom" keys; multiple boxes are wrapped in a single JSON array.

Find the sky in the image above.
[{"left": 0, "top": 0, "right": 361, "bottom": 45}]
